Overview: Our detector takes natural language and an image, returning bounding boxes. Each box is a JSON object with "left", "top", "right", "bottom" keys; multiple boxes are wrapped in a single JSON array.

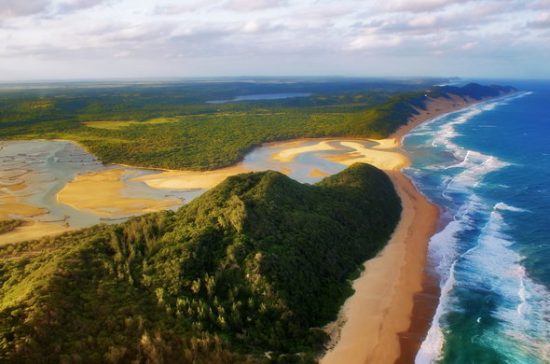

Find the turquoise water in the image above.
[{"left": 404, "top": 83, "right": 549, "bottom": 363}]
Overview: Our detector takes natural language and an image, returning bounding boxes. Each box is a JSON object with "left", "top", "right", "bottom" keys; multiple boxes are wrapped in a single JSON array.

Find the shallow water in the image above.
[
  {"left": 0, "top": 140, "right": 197, "bottom": 227},
  {"left": 0, "top": 140, "right": 103, "bottom": 227},
  {"left": 0, "top": 138, "right": 368, "bottom": 232},
  {"left": 404, "top": 85, "right": 549, "bottom": 363}
]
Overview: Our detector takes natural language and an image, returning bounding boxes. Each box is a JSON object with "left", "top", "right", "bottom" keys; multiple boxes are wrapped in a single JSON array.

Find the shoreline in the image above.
[
  {"left": 320, "top": 95, "right": 504, "bottom": 364},
  {"left": 1, "top": 95, "right": 502, "bottom": 358},
  {"left": 321, "top": 170, "right": 439, "bottom": 364}
]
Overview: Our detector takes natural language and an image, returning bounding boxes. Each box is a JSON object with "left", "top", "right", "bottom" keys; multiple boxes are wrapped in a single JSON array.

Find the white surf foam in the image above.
[
  {"left": 413, "top": 92, "right": 535, "bottom": 363},
  {"left": 461, "top": 204, "right": 549, "bottom": 362}
]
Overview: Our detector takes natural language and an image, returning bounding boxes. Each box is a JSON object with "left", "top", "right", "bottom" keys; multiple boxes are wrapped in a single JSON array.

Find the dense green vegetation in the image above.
[
  {"left": 0, "top": 163, "right": 401, "bottom": 363},
  {"left": 0, "top": 79, "right": 513, "bottom": 170}
]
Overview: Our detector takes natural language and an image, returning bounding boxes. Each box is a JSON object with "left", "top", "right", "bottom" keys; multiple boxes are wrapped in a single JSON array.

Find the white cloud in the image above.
[
  {"left": 0, "top": 0, "right": 50, "bottom": 18},
  {"left": 0, "top": 0, "right": 548, "bottom": 80},
  {"left": 224, "top": 0, "right": 286, "bottom": 11},
  {"left": 527, "top": 12, "right": 550, "bottom": 28},
  {"left": 56, "top": 0, "right": 108, "bottom": 14},
  {"left": 382, "top": 0, "right": 464, "bottom": 13}
]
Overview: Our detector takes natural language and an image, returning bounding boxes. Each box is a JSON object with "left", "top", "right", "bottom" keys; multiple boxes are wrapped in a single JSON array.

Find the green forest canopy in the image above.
[
  {"left": 0, "top": 163, "right": 401, "bottom": 363},
  {"left": 0, "top": 80, "right": 515, "bottom": 170}
]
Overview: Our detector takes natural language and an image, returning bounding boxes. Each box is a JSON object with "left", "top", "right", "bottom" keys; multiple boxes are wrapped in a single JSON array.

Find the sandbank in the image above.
[
  {"left": 0, "top": 221, "right": 71, "bottom": 245},
  {"left": 57, "top": 168, "right": 180, "bottom": 217},
  {"left": 132, "top": 165, "right": 249, "bottom": 190},
  {"left": 324, "top": 140, "right": 408, "bottom": 171},
  {"left": 309, "top": 168, "right": 329, "bottom": 178},
  {"left": 271, "top": 140, "right": 337, "bottom": 162}
]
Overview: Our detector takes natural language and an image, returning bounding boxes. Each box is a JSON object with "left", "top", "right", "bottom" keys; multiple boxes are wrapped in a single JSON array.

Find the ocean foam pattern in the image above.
[{"left": 404, "top": 93, "right": 548, "bottom": 363}]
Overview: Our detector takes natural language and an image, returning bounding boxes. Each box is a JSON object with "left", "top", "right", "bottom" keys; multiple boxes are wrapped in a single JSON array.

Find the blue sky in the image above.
[{"left": 0, "top": 0, "right": 549, "bottom": 80}]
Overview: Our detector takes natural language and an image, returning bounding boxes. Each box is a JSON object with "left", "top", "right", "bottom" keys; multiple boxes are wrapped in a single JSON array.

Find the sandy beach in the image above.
[
  {"left": 57, "top": 168, "right": 181, "bottom": 217},
  {"left": 321, "top": 171, "right": 438, "bottom": 364},
  {"left": 132, "top": 164, "right": 249, "bottom": 190},
  {"left": 0, "top": 221, "right": 72, "bottom": 246},
  {"left": 1, "top": 95, "right": 482, "bottom": 361},
  {"left": 321, "top": 96, "right": 487, "bottom": 364}
]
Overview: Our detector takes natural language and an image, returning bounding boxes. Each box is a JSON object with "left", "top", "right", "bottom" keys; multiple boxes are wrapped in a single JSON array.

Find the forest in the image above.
[
  {"left": 0, "top": 79, "right": 513, "bottom": 170},
  {"left": 0, "top": 163, "right": 401, "bottom": 363}
]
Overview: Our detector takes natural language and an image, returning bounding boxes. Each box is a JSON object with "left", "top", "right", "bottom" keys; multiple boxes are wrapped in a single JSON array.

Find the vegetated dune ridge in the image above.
[
  {"left": 0, "top": 83, "right": 514, "bottom": 244},
  {"left": 0, "top": 163, "right": 402, "bottom": 363},
  {"left": 0, "top": 84, "right": 517, "bottom": 361},
  {"left": 321, "top": 91, "right": 517, "bottom": 364}
]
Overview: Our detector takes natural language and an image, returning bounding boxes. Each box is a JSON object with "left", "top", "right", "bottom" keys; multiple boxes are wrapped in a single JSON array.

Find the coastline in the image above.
[
  {"left": 320, "top": 95, "right": 501, "bottom": 364},
  {"left": 0, "top": 96, "right": 499, "bottom": 359}
]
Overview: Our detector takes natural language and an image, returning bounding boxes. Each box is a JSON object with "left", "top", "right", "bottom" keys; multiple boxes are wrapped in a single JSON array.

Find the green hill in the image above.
[{"left": 0, "top": 163, "right": 401, "bottom": 363}]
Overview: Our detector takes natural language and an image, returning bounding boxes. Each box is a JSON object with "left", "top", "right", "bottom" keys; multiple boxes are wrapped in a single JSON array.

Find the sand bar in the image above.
[
  {"left": 0, "top": 221, "right": 72, "bottom": 245},
  {"left": 132, "top": 165, "right": 249, "bottom": 190},
  {"left": 57, "top": 168, "right": 180, "bottom": 217},
  {"left": 271, "top": 140, "right": 337, "bottom": 162},
  {"left": 324, "top": 140, "right": 408, "bottom": 171}
]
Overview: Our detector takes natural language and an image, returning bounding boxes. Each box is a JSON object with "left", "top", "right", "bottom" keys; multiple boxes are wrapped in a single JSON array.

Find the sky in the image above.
[{"left": 0, "top": 0, "right": 549, "bottom": 81}]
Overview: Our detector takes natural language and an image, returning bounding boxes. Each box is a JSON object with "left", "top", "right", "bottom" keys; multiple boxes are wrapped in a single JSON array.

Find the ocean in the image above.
[{"left": 403, "top": 81, "right": 550, "bottom": 363}]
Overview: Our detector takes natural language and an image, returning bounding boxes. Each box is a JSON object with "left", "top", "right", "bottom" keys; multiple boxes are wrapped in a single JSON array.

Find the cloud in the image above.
[
  {"left": 0, "top": 0, "right": 50, "bottom": 18},
  {"left": 381, "top": 0, "right": 465, "bottom": 13},
  {"left": 527, "top": 12, "right": 550, "bottom": 28},
  {"left": 154, "top": 0, "right": 214, "bottom": 15},
  {"left": 224, "top": 0, "right": 286, "bottom": 11},
  {"left": 56, "top": 0, "right": 108, "bottom": 14},
  {"left": 0, "top": 0, "right": 548, "bottom": 79}
]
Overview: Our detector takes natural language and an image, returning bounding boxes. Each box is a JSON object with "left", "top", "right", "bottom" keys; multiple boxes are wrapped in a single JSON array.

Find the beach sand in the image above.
[
  {"left": 0, "top": 196, "right": 47, "bottom": 220},
  {"left": 324, "top": 140, "right": 408, "bottom": 171},
  {"left": 57, "top": 168, "right": 180, "bottom": 217},
  {"left": 271, "top": 140, "right": 337, "bottom": 162},
  {"left": 321, "top": 95, "right": 486, "bottom": 364},
  {"left": 8, "top": 94, "right": 482, "bottom": 362},
  {"left": 0, "top": 175, "right": 72, "bottom": 244},
  {"left": 321, "top": 172, "right": 438, "bottom": 364},
  {"left": 0, "top": 221, "right": 72, "bottom": 245},
  {"left": 132, "top": 165, "right": 249, "bottom": 190}
]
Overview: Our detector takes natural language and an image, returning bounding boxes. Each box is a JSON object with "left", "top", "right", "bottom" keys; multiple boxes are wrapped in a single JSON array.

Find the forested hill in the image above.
[
  {"left": 430, "top": 83, "right": 516, "bottom": 99},
  {"left": 0, "top": 163, "right": 401, "bottom": 363},
  {"left": 0, "top": 81, "right": 516, "bottom": 170}
]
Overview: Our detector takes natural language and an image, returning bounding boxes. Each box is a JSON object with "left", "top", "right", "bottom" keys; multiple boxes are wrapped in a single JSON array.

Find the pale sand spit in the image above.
[
  {"left": 57, "top": 168, "right": 180, "bottom": 217},
  {"left": 325, "top": 140, "right": 408, "bottom": 171},
  {"left": 132, "top": 165, "right": 249, "bottom": 190},
  {"left": 309, "top": 168, "right": 329, "bottom": 178},
  {"left": 0, "top": 221, "right": 72, "bottom": 245},
  {"left": 271, "top": 140, "right": 337, "bottom": 162}
]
